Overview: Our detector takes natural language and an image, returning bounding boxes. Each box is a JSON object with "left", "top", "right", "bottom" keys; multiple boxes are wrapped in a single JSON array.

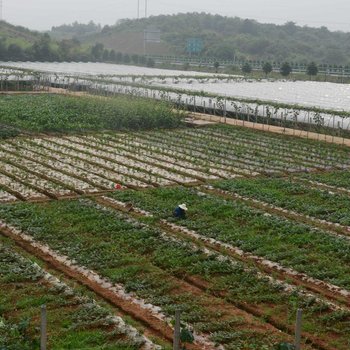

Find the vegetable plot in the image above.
[
  {"left": 3, "top": 200, "right": 350, "bottom": 349},
  {"left": 109, "top": 187, "right": 350, "bottom": 290},
  {"left": 0, "top": 241, "right": 153, "bottom": 350},
  {"left": 0, "top": 94, "right": 181, "bottom": 133},
  {"left": 2, "top": 200, "right": 350, "bottom": 349},
  {"left": 213, "top": 177, "right": 350, "bottom": 226},
  {"left": 1, "top": 123, "right": 349, "bottom": 202}
]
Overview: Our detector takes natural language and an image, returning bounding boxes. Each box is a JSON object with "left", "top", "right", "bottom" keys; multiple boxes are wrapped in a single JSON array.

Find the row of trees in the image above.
[
  {"left": 90, "top": 43, "right": 155, "bottom": 66},
  {"left": 0, "top": 34, "right": 155, "bottom": 67},
  {"left": 239, "top": 61, "right": 319, "bottom": 77},
  {"left": 0, "top": 34, "right": 87, "bottom": 61}
]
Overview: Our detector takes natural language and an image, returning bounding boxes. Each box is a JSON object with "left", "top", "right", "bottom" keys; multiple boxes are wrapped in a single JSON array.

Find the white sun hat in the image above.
[{"left": 179, "top": 203, "right": 188, "bottom": 211}]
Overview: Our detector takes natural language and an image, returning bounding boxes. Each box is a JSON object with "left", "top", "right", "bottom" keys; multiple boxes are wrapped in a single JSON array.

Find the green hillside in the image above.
[
  {"left": 0, "top": 20, "right": 42, "bottom": 48},
  {"left": 2, "top": 13, "right": 350, "bottom": 66},
  {"left": 49, "top": 21, "right": 102, "bottom": 41},
  {"left": 78, "top": 13, "right": 350, "bottom": 65},
  {"left": 0, "top": 21, "right": 93, "bottom": 62},
  {"left": 85, "top": 30, "right": 171, "bottom": 56}
]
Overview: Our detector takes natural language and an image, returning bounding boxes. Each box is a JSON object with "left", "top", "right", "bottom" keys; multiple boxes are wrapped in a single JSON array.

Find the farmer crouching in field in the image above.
[{"left": 174, "top": 203, "right": 188, "bottom": 219}]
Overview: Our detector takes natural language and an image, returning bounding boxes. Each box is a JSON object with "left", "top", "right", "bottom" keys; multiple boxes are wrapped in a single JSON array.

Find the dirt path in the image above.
[{"left": 189, "top": 112, "right": 350, "bottom": 147}]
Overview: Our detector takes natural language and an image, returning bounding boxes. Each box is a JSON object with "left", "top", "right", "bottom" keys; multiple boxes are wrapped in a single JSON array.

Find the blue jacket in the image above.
[{"left": 174, "top": 206, "right": 186, "bottom": 218}]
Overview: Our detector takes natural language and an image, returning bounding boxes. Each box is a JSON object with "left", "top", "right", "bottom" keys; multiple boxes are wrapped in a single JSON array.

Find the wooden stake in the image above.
[
  {"left": 41, "top": 304, "right": 47, "bottom": 350},
  {"left": 295, "top": 308, "right": 302, "bottom": 350},
  {"left": 173, "top": 310, "right": 181, "bottom": 350}
]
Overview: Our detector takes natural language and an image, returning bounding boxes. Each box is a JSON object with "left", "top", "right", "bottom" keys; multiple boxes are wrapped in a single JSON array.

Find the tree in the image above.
[
  {"left": 213, "top": 61, "right": 220, "bottom": 73},
  {"left": 241, "top": 62, "right": 252, "bottom": 74},
  {"left": 283, "top": 21, "right": 297, "bottom": 35},
  {"left": 139, "top": 55, "right": 147, "bottom": 65},
  {"left": 0, "top": 39, "right": 7, "bottom": 60},
  {"left": 91, "top": 43, "right": 104, "bottom": 61},
  {"left": 262, "top": 62, "right": 273, "bottom": 76},
  {"left": 102, "top": 49, "right": 110, "bottom": 61},
  {"left": 7, "top": 44, "right": 25, "bottom": 61},
  {"left": 240, "top": 19, "right": 258, "bottom": 35},
  {"left": 109, "top": 49, "right": 116, "bottom": 62},
  {"left": 280, "top": 62, "right": 292, "bottom": 77},
  {"left": 146, "top": 58, "right": 155, "bottom": 67},
  {"left": 116, "top": 52, "right": 123, "bottom": 63},
  {"left": 31, "top": 34, "right": 58, "bottom": 61},
  {"left": 306, "top": 62, "right": 318, "bottom": 79},
  {"left": 123, "top": 53, "right": 131, "bottom": 64},
  {"left": 131, "top": 54, "right": 139, "bottom": 65},
  {"left": 207, "top": 43, "right": 235, "bottom": 60},
  {"left": 58, "top": 39, "right": 80, "bottom": 61}
]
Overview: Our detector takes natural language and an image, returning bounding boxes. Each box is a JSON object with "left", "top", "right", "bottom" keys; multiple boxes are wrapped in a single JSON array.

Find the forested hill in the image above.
[
  {"left": 0, "top": 21, "right": 98, "bottom": 62},
  {"left": 2, "top": 13, "right": 350, "bottom": 66},
  {"left": 0, "top": 21, "right": 42, "bottom": 48},
  {"left": 81, "top": 13, "right": 350, "bottom": 65},
  {"left": 50, "top": 21, "right": 102, "bottom": 41}
]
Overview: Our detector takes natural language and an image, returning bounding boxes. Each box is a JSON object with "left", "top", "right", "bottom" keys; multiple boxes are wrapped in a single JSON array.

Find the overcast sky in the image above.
[{"left": 3, "top": 0, "right": 350, "bottom": 32}]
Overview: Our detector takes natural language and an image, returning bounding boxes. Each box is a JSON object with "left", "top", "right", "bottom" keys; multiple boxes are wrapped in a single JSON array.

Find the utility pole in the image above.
[
  {"left": 145, "top": 0, "right": 148, "bottom": 18},
  {"left": 137, "top": 0, "right": 140, "bottom": 19}
]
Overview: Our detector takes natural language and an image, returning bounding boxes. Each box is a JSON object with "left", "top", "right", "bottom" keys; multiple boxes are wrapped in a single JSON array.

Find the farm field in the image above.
[
  {"left": 1, "top": 124, "right": 350, "bottom": 202},
  {"left": 0, "top": 94, "right": 181, "bottom": 134},
  {"left": 0, "top": 238, "right": 154, "bottom": 350},
  {"left": 2, "top": 92, "right": 350, "bottom": 349},
  {"left": 1, "top": 199, "right": 350, "bottom": 350}
]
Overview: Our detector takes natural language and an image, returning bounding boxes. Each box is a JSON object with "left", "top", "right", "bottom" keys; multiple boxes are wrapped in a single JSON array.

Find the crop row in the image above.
[
  {"left": 298, "top": 170, "right": 350, "bottom": 192},
  {"left": 212, "top": 176, "right": 350, "bottom": 227},
  {"left": 190, "top": 126, "right": 350, "bottom": 166},
  {"left": 96, "top": 126, "right": 348, "bottom": 177},
  {"left": 154, "top": 127, "right": 349, "bottom": 171},
  {"left": 115, "top": 127, "right": 349, "bottom": 175},
  {"left": 0, "top": 240, "right": 153, "bottom": 350}
]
